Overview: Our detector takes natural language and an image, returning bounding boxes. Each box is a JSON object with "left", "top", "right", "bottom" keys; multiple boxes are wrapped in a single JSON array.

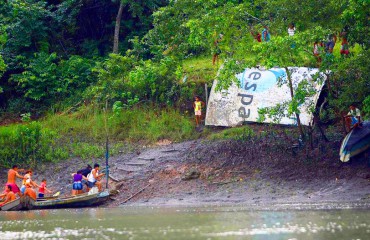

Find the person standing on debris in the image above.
[
  {"left": 250, "top": 27, "right": 261, "bottom": 42},
  {"left": 325, "top": 33, "right": 337, "bottom": 54},
  {"left": 193, "top": 96, "right": 205, "bottom": 127},
  {"left": 212, "top": 33, "right": 223, "bottom": 65},
  {"left": 288, "top": 22, "right": 296, "bottom": 36},
  {"left": 340, "top": 27, "right": 350, "bottom": 57},
  {"left": 313, "top": 40, "right": 324, "bottom": 67},
  {"left": 261, "top": 25, "right": 271, "bottom": 42},
  {"left": 344, "top": 104, "right": 362, "bottom": 132}
]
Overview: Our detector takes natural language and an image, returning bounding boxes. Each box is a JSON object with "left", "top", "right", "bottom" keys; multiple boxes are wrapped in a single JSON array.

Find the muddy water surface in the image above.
[{"left": 0, "top": 205, "right": 369, "bottom": 239}]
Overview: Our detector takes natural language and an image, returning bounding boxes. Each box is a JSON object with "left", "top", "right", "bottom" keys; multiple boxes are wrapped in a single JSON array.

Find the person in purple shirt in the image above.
[
  {"left": 71, "top": 170, "right": 88, "bottom": 196},
  {"left": 77, "top": 164, "right": 92, "bottom": 192}
]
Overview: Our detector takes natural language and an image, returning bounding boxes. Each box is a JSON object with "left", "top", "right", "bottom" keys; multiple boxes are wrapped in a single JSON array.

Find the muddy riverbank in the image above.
[{"left": 1, "top": 129, "right": 370, "bottom": 208}]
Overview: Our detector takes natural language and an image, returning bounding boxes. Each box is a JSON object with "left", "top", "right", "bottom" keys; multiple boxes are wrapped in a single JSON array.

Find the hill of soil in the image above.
[{"left": 2, "top": 126, "right": 369, "bottom": 209}]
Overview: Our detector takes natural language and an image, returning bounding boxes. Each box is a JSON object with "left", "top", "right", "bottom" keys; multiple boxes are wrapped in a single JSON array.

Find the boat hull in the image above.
[
  {"left": 32, "top": 190, "right": 110, "bottom": 210},
  {"left": 0, "top": 196, "right": 35, "bottom": 211},
  {"left": 340, "top": 121, "right": 370, "bottom": 162}
]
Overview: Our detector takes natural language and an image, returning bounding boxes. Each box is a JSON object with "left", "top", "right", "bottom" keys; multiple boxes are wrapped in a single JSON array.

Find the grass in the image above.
[
  {"left": 37, "top": 105, "right": 200, "bottom": 160},
  {"left": 182, "top": 55, "right": 220, "bottom": 84},
  {"left": 207, "top": 126, "right": 256, "bottom": 141}
]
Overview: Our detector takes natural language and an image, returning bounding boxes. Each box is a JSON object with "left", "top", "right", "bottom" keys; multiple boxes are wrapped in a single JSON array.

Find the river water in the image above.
[{"left": 0, "top": 204, "right": 369, "bottom": 239}]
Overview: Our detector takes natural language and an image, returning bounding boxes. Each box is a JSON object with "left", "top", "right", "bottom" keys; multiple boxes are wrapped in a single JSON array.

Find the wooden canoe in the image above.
[
  {"left": 32, "top": 190, "right": 110, "bottom": 209},
  {"left": 0, "top": 196, "right": 35, "bottom": 211},
  {"left": 340, "top": 121, "right": 370, "bottom": 162}
]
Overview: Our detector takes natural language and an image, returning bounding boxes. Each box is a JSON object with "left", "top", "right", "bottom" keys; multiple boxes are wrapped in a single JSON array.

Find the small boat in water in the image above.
[
  {"left": 0, "top": 196, "right": 35, "bottom": 211},
  {"left": 33, "top": 190, "right": 110, "bottom": 210},
  {"left": 0, "top": 190, "right": 110, "bottom": 211},
  {"left": 340, "top": 121, "right": 370, "bottom": 162}
]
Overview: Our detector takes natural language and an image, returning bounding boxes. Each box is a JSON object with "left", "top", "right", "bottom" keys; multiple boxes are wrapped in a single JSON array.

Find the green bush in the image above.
[
  {"left": 0, "top": 122, "right": 67, "bottom": 168},
  {"left": 85, "top": 54, "right": 181, "bottom": 106},
  {"left": 10, "top": 53, "right": 97, "bottom": 107}
]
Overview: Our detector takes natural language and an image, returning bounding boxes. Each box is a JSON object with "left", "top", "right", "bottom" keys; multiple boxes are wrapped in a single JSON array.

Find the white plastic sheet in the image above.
[{"left": 205, "top": 67, "right": 325, "bottom": 127}]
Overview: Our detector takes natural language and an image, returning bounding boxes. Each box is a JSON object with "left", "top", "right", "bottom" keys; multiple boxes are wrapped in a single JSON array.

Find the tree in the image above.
[{"left": 112, "top": 0, "right": 167, "bottom": 53}]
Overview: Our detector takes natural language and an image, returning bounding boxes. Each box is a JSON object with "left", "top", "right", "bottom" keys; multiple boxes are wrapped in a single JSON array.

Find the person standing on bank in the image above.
[
  {"left": 344, "top": 104, "right": 362, "bottom": 132},
  {"left": 193, "top": 96, "right": 205, "bottom": 127}
]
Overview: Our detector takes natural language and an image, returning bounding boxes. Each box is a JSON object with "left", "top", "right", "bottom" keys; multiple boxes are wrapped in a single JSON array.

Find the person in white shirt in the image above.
[
  {"left": 87, "top": 163, "right": 105, "bottom": 192},
  {"left": 288, "top": 22, "right": 295, "bottom": 36},
  {"left": 344, "top": 104, "right": 362, "bottom": 132}
]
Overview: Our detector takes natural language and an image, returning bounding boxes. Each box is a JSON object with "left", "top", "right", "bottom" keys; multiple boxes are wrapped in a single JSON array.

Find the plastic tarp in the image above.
[{"left": 205, "top": 67, "right": 326, "bottom": 127}]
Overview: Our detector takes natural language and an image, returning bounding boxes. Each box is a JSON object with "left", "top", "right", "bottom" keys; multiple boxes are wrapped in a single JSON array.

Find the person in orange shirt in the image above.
[
  {"left": 24, "top": 187, "right": 37, "bottom": 200},
  {"left": 6, "top": 165, "right": 26, "bottom": 196},
  {"left": 0, "top": 185, "right": 17, "bottom": 207}
]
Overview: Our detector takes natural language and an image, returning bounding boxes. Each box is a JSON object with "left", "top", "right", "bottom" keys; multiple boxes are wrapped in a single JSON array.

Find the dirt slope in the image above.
[{"left": 1, "top": 133, "right": 369, "bottom": 208}]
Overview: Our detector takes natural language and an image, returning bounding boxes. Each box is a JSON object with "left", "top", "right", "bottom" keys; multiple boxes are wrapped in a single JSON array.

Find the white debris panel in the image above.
[{"left": 205, "top": 67, "right": 326, "bottom": 127}]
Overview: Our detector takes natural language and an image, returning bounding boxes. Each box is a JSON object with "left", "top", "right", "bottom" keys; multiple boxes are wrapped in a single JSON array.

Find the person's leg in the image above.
[
  {"left": 345, "top": 117, "right": 351, "bottom": 132},
  {"left": 95, "top": 181, "right": 102, "bottom": 191},
  {"left": 196, "top": 115, "right": 201, "bottom": 126}
]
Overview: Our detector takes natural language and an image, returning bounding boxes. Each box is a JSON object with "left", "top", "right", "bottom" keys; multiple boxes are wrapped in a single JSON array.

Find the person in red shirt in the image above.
[
  {"left": 38, "top": 179, "right": 52, "bottom": 198},
  {"left": 251, "top": 31, "right": 262, "bottom": 42}
]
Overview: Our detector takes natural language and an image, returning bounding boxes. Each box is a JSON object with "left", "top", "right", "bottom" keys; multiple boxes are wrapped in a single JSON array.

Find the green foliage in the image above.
[
  {"left": 20, "top": 112, "right": 31, "bottom": 122},
  {"left": 341, "top": 0, "right": 369, "bottom": 47},
  {"left": 328, "top": 48, "right": 370, "bottom": 116},
  {"left": 10, "top": 53, "right": 96, "bottom": 105},
  {"left": 71, "top": 142, "right": 104, "bottom": 160},
  {"left": 0, "top": 122, "right": 67, "bottom": 168},
  {"left": 110, "top": 106, "right": 195, "bottom": 142},
  {"left": 363, "top": 96, "right": 370, "bottom": 120},
  {"left": 86, "top": 54, "right": 181, "bottom": 105},
  {"left": 41, "top": 104, "right": 196, "bottom": 149}
]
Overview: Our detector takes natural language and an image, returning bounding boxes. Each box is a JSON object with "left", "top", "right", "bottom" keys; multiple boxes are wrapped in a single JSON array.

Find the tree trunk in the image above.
[
  {"left": 285, "top": 67, "right": 305, "bottom": 138},
  {"left": 113, "top": 2, "right": 124, "bottom": 54}
]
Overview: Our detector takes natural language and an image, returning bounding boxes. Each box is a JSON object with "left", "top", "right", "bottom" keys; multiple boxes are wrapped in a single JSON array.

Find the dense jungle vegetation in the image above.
[{"left": 0, "top": 0, "right": 369, "bottom": 167}]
